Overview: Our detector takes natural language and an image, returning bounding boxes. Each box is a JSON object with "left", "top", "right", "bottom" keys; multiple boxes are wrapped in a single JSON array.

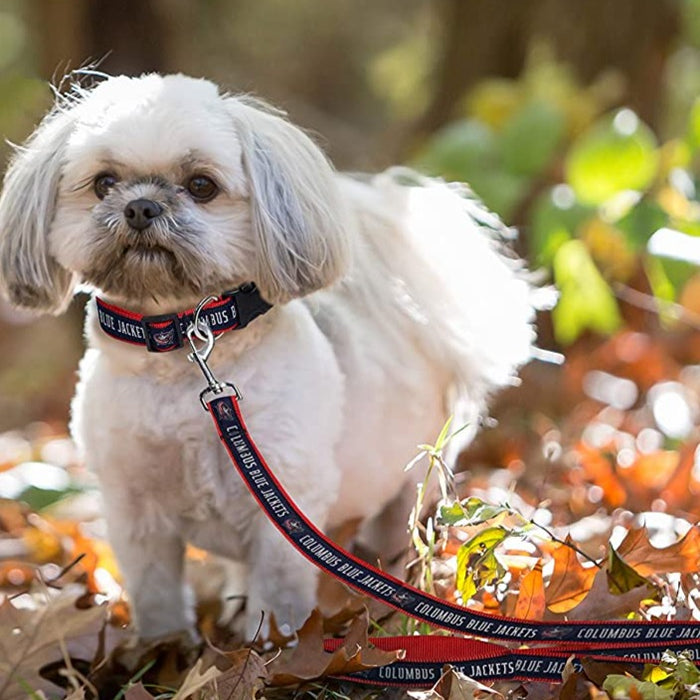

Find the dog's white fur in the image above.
[{"left": 0, "top": 74, "right": 534, "bottom": 640}]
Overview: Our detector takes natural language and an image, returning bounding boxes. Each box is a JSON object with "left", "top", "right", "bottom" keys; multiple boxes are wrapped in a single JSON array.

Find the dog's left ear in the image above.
[{"left": 225, "top": 97, "right": 351, "bottom": 303}]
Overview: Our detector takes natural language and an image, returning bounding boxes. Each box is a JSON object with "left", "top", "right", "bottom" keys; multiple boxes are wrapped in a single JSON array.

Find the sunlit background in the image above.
[{"left": 2, "top": 5, "right": 700, "bottom": 696}]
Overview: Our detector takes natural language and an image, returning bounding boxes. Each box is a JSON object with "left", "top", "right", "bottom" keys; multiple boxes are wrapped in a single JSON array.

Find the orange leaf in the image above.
[
  {"left": 513, "top": 563, "right": 545, "bottom": 621},
  {"left": 575, "top": 444, "right": 627, "bottom": 507},
  {"left": 546, "top": 538, "right": 597, "bottom": 614},
  {"left": 616, "top": 525, "right": 700, "bottom": 577},
  {"left": 662, "top": 441, "right": 699, "bottom": 510},
  {"left": 627, "top": 451, "right": 679, "bottom": 491}
]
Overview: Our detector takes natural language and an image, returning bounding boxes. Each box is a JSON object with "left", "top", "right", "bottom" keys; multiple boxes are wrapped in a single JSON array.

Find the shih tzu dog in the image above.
[{"left": 0, "top": 74, "right": 534, "bottom": 641}]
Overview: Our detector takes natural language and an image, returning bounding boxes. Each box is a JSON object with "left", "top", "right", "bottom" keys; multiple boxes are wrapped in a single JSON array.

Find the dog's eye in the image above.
[
  {"left": 186, "top": 175, "right": 218, "bottom": 202},
  {"left": 94, "top": 173, "right": 119, "bottom": 200}
]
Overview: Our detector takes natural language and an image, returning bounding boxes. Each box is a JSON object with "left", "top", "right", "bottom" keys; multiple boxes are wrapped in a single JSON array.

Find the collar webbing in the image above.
[{"left": 95, "top": 283, "right": 272, "bottom": 352}]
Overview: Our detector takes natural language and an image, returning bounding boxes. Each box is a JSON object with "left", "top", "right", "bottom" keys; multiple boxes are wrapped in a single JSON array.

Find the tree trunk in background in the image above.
[
  {"left": 83, "top": 1, "right": 167, "bottom": 74},
  {"left": 415, "top": 0, "right": 680, "bottom": 140},
  {"left": 416, "top": 0, "right": 531, "bottom": 140},
  {"left": 28, "top": 0, "right": 187, "bottom": 79},
  {"left": 28, "top": 0, "right": 89, "bottom": 80}
]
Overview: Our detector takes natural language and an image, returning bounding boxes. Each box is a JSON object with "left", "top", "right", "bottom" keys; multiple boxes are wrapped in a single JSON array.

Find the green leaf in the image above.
[
  {"left": 500, "top": 100, "right": 566, "bottom": 177},
  {"left": 468, "top": 170, "right": 529, "bottom": 220},
  {"left": 687, "top": 96, "right": 700, "bottom": 152},
  {"left": 566, "top": 109, "right": 659, "bottom": 205},
  {"left": 607, "top": 546, "right": 654, "bottom": 594},
  {"left": 658, "top": 650, "right": 700, "bottom": 686},
  {"left": 645, "top": 255, "right": 677, "bottom": 304},
  {"left": 433, "top": 416, "right": 454, "bottom": 452},
  {"left": 603, "top": 675, "right": 675, "bottom": 700},
  {"left": 19, "top": 486, "right": 81, "bottom": 512},
  {"left": 552, "top": 240, "right": 622, "bottom": 345},
  {"left": 438, "top": 502, "right": 470, "bottom": 526},
  {"left": 531, "top": 187, "right": 593, "bottom": 266},
  {"left": 655, "top": 256, "right": 697, "bottom": 297},
  {"left": 617, "top": 200, "right": 669, "bottom": 250},
  {"left": 455, "top": 526, "right": 508, "bottom": 599},
  {"left": 437, "top": 498, "right": 508, "bottom": 527},
  {"left": 460, "top": 526, "right": 508, "bottom": 555},
  {"left": 414, "top": 119, "right": 499, "bottom": 182}
]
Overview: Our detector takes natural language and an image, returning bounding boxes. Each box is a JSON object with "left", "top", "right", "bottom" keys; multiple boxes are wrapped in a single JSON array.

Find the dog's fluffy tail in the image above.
[{"left": 340, "top": 168, "right": 536, "bottom": 411}]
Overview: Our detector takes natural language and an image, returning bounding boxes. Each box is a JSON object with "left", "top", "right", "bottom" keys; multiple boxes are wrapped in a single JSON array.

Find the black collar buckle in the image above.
[{"left": 225, "top": 283, "right": 273, "bottom": 328}]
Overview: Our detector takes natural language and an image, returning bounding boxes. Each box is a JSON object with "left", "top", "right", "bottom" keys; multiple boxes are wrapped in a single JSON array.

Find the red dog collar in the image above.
[{"left": 95, "top": 283, "right": 272, "bottom": 352}]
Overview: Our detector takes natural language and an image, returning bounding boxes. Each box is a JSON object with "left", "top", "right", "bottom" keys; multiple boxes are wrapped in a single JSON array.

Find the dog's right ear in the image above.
[{"left": 0, "top": 107, "right": 77, "bottom": 313}]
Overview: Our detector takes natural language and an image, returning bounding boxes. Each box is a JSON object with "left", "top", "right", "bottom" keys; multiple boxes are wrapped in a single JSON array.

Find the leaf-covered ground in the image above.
[{"left": 1, "top": 317, "right": 699, "bottom": 699}]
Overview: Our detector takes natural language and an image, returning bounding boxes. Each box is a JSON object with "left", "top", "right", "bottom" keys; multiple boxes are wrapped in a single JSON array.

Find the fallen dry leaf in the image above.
[
  {"left": 557, "top": 670, "right": 597, "bottom": 700},
  {"left": 408, "top": 665, "right": 504, "bottom": 700},
  {"left": 124, "top": 683, "right": 157, "bottom": 700},
  {"left": 580, "top": 657, "right": 643, "bottom": 687},
  {"left": 170, "top": 658, "right": 221, "bottom": 700},
  {"left": 211, "top": 648, "right": 267, "bottom": 700},
  {"left": 0, "top": 589, "right": 110, "bottom": 700},
  {"left": 268, "top": 608, "right": 401, "bottom": 686},
  {"left": 545, "top": 538, "right": 597, "bottom": 613},
  {"left": 616, "top": 525, "right": 700, "bottom": 577},
  {"left": 564, "top": 567, "right": 651, "bottom": 621},
  {"left": 513, "top": 563, "right": 545, "bottom": 620}
]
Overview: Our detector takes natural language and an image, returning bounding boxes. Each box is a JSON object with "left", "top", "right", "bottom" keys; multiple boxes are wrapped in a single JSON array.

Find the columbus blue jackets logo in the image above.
[
  {"left": 151, "top": 327, "right": 176, "bottom": 347},
  {"left": 540, "top": 626, "right": 569, "bottom": 640},
  {"left": 215, "top": 401, "right": 235, "bottom": 421},
  {"left": 390, "top": 591, "right": 416, "bottom": 606},
  {"left": 282, "top": 518, "right": 305, "bottom": 534}
]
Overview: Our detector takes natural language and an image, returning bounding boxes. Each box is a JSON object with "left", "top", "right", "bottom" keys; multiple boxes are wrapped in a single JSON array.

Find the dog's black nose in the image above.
[{"left": 124, "top": 199, "right": 163, "bottom": 230}]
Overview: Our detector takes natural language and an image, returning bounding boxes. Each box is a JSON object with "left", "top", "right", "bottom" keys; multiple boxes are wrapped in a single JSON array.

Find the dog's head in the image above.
[{"left": 0, "top": 73, "right": 351, "bottom": 312}]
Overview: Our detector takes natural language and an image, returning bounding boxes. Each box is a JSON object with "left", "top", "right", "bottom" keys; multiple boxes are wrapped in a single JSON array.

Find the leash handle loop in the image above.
[{"left": 183, "top": 293, "right": 700, "bottom": 687}]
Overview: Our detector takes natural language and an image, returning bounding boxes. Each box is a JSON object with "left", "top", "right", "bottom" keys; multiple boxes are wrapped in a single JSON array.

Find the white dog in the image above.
[{"left": 0, "top": 74, "right": 534, "bottom": 641}]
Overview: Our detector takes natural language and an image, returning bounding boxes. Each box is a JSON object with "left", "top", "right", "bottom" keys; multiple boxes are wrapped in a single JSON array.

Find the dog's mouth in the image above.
[
  {"left": 123, "top": 243, "right": 175, "bottom": 259},
  {"left": 83, "top": 238, "right": 199, "bottom": 299}
]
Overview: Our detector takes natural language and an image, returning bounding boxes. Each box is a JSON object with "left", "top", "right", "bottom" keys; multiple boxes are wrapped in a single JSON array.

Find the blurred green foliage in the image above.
[
  {"left": 0, "top": 4, "right": 51, "bottom": 165},
  {"left": 415, "top": 47, "right": 700, "bottom": 346}
]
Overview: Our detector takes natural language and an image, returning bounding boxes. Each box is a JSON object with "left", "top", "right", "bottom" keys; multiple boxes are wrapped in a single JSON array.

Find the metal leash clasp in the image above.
[{"left": 186, "top": 295, "right": 242, "bottom": 410}]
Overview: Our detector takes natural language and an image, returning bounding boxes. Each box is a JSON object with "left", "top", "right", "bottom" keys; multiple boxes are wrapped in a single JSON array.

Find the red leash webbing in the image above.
[{"left": 205, "top": 393, "right": 700, "bottom": 686}]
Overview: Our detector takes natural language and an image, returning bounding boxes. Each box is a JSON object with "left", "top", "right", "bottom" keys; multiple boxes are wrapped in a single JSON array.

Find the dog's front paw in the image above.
[{"left": 245, "top": 585, "right": 315, "bottom": 642}]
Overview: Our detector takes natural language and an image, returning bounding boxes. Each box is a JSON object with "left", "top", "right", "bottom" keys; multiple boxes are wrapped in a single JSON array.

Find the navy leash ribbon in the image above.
[{"left": 205, "top": 393, "right": 700, "bottom": 687}]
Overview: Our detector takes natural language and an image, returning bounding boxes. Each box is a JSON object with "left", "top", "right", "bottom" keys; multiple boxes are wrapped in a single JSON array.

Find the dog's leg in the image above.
[
  {"left": 101, "top": 498, "right": 195, "bottom": 641},
  {"left": 245, "top": 514, "right": 319, "bottom": 639}
]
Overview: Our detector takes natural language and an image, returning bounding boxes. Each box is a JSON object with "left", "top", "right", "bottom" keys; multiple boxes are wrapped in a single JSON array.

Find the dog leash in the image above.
[{"left": 117, "top": 294, "right": 700, "bottom": 687}]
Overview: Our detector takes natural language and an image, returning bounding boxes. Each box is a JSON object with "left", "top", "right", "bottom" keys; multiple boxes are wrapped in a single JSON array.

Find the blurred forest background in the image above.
[{"left": 1, "top": 0, "right": 700, "bottom": 433}]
